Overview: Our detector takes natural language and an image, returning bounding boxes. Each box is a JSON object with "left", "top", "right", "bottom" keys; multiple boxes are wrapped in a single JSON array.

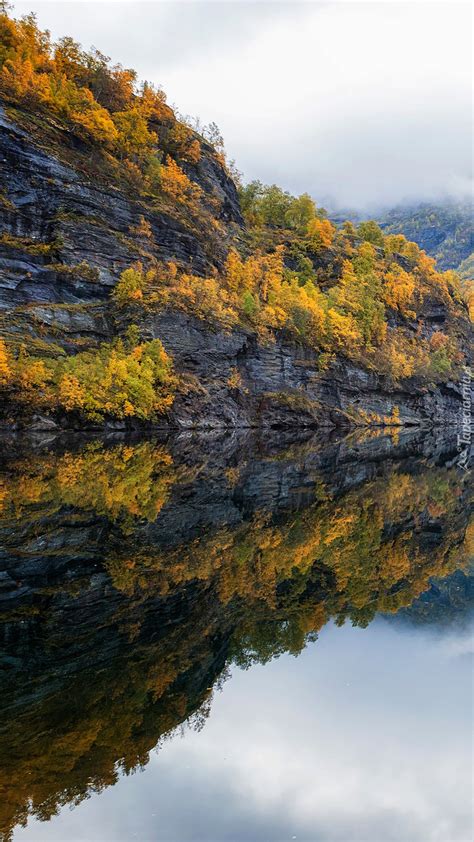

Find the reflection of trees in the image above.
[
  {"left": 0, "top": 438, "right": 471, "bottom": 840},
  {"left": 0, "top": 595, "right": 225, "bottom": 841},
  {"left": 0, "top": 441, "right": 179, "bottom": 526},
  {"left": 105, "top": 466, "right": 470, "bottom": 626}
]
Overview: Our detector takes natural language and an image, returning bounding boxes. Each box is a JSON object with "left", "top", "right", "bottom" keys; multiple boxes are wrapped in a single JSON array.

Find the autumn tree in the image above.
[
  {"left": 58, "top": 372, "right": 86, "bottom": 410},
  {"left": 113, "top": 108, "right": 157, "bottom": 161},
  {"left": 15, "top": 345, "right": 50, "bottom": 392},
  {"left": 306, "top": 217, "right": 334, "bottom": 250},
  {"left": 342, "top": 220, "right": 356, "bottom": 239},
  {"left": 0, "top": 338, "right": 12, "bottom": 385},
  {"left": 159, "top": 156, "right": 201, "bottom": 203},
  {"left": 284, "top": 193, "right": 316, "bottom": 232},
  {"left": 357, "top": 220, "right": 384, "bottom": 247},
  {"left": 167, "top": 122, "right": 201, "bottom": 163},
  {"left": 224, "top": 248, "right": 245, "bottom": 293},
  {"left": 129, "top": 215, "right": 153, "bottom": 240},
  {"left": 55, "top": 338, "right": 174, "bottom": 420},
  {"left": 328, "top": 252, "right": 386, "bottom": 348},
  {"left": 383, "top": 263, "right": 416, "bottom": 315},
  {"left": 113, "top": 263, "right": 156, "bottom": 303}
]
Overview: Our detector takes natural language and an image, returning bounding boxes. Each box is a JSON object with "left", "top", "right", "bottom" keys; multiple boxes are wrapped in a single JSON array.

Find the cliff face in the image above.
[
  {"left": 5, "top": 301, "right": 466, "bottom": 431},
  {"left": 129, "top": 310, "right": 463, "bottom": 429},
  {"left": 0, "top": 106, "right": 241, "bottom": 309},
  {"left": 140, "top": 311, "right": 467, "bottom": 428},
  {"left": 0, "top": 106, "right": 470, "bottom": 430}
]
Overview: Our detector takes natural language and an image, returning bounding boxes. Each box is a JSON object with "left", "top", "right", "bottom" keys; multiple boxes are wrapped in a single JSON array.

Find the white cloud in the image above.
[{"left": 11, "top": 1, "right": 472, "bottom": 209}]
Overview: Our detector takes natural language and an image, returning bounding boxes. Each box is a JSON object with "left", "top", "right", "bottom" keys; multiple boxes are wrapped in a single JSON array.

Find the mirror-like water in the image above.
[
  {"left": 12, "top": 618, "right": 473, "bottom": 842},
  {"left": 0, "top": 429, "right": 472, "bottom": 842}
]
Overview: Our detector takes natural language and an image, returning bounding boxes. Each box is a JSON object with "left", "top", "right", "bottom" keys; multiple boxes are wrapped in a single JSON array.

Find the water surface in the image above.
[{"left": 0, "top": 430, "right": 472, "bottom": 842}]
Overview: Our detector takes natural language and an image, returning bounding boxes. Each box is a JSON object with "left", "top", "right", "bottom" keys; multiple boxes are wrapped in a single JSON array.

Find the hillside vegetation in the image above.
[
  {"left": 0, "top": 10, "right": 471, "bottom": 426},
  {"left": 0, "top": 11, "right": 231, "bottom": 221}
]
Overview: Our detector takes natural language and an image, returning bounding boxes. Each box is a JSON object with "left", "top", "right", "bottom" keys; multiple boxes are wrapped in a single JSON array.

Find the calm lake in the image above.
[{"left": 0, "top": 429, "right": 472, "bottom": 842}]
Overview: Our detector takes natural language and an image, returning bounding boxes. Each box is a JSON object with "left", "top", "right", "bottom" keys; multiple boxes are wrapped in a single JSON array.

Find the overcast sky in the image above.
[{"left": 12, "top": 0, "right": 473, "bottom": 211}]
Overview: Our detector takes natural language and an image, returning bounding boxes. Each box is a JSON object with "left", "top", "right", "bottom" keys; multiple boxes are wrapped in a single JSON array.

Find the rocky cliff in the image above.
[
  {"left": 0, "top": 106, "right": 471, "bottom": 431},
  {"left": 0, "top": 105, "right": 241, "bottom": 309}
]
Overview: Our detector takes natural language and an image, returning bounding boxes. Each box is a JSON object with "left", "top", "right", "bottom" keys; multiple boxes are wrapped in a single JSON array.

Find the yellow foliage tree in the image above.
[
  {"left": 113, "top": 263, "right": 156, "bottom": 303},
  {"left": 113, "top": 108, "right": 157, "bottom": 161},
  {"left": 306, "top": 217, "right": 334, "bottom": 249},
  {"left": 58, "top": 373, "right": 86, "bottom": 411},
  {"left": 224, "top": 248, "right": 245, "bottom": 293},
  {"left": 160, "top": 156, "right": 201, "bottom": 204},
  {"left": 15, "top": 347, "right": 50, "bottom": 392},
  {"left": 384, "top": 263, "right": 416, "bottom": 315},
  {"left": 0, "top": 339, "right": 12, "bottom": 385}
]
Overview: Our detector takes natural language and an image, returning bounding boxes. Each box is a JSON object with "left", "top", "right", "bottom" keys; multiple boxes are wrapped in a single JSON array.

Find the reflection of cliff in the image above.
[{"left": 0, "top": 430, "right": 471, "bottom": 840}]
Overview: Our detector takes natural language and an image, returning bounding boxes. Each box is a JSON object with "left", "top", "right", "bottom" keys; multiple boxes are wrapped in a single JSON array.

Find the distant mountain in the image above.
[
  {"left": 377, "top": 200, "right": 473, "bottom": 275},
  {"left": 456, "top": 252, "right": 474, "bottom": 280},
  {"left": 394, "top": 567, "right": 474, "bottom": 627}
]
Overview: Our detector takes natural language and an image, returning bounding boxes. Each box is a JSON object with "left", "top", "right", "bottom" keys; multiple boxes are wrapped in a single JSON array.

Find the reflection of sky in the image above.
[{"left": 15, "top": 617, "right": 473, "bottom": 842}]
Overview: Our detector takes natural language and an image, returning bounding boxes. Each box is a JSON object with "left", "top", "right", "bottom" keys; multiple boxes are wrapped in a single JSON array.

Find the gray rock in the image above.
[{"left": 0, "top": 106, "right": 470, "bottom": 431}]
